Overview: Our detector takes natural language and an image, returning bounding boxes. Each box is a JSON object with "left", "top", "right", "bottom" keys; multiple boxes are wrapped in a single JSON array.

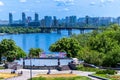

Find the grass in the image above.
[
  {"left": 94, "top": 74, "right": 109, "bottom": 79},
  {"left": 0, "top": 66, "right": 5, "bottom": 69},
  {"left": 0, "top": 73, "right": 18, "bottom": 79},
  {"left": 28, "top": 74, "right": 92, "bottom": 80},
  {"left": 93, "top": 74, "right": 120, "bottom": 80},
  {"left": 76, "top": 65, "right": 100, "bottom": 72}
]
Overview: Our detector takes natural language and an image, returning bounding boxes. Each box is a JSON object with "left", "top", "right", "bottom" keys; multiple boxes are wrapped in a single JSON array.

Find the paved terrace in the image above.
[{"left": 0, "top": 69, "right": 101, "bottom": 80}]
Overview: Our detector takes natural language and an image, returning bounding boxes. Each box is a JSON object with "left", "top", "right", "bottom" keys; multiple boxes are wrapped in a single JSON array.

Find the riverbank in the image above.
[{"left": 0, "top": 26, "right": 49, "bottom": 34}]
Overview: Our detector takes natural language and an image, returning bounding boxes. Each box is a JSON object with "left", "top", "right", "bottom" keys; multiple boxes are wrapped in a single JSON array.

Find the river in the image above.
[{"left": 0, "top": 30, "right": 92, "bottom": 54}]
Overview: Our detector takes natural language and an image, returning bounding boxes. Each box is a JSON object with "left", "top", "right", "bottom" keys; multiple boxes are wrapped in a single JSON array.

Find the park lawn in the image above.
[
  {"left": 0, "top": 73, "right": 18, "bottom": 79},
  {"left": 77, "top": 66, "right": 100, "bottom": 72},
  {"left": 29, "top": 74, "right": 92, "bottom": 80},
  {"left": 0, "top": 66, "right": 5, "bottom": 70},
  {"left": 94, "top": 74, "right": 120, "bottom": 80},
  {"left": 94, "top": 74, "right": 109, "bottom": 79}
]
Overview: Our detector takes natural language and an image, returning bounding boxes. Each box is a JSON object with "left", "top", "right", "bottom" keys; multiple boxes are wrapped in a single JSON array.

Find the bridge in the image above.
[{"left": 39, "top": 27, "right": 98, "bottom": 35}]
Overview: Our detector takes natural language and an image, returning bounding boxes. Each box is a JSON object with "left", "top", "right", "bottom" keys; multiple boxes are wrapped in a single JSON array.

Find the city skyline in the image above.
[{"left": 0, "top": 0, "right": 120, "bottom": 20}]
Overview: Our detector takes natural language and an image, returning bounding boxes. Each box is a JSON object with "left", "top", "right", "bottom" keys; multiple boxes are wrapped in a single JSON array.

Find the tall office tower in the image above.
[
  {"left": 69, "top": 16, "right": 77, "bottom": 27},
  {"left": 117, "top": 17, "right": 120, "bottom": 25},
  {"left": 85, "top": 15, "right": 89, "bottom": 25},
  {"left": 35, "top": 13, "right": 39, "bottom": 22},
  {"left": 53, "top": 16, "right": 58, "bottom": 27},
  {"left": 65, "top": 16, "right": 70, "bottom": 27},
  {"left": 27, "top": 16, "right": 32, "bottom": 23},
  {"left": 44, "top": 16, "right": 52, "bottom": 27},
  {"left": 22, "top": 12, "right": 26, "bottom": 24},
  {"left": 9, "top": 13, "right": 13, "bottom": 24}
]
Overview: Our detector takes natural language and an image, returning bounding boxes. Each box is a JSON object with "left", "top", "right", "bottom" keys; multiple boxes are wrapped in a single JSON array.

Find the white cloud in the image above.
[
  {"left": 90, "top": 2, "right": 96, "bottom": 6},
  {"left": 64, "top": 8, "right": 69, "bottom": 11},
  {"left": 100, "top": 0, "right": 105, "bottom": 3},
  {"left": 54, "top": 0, "right": 74, "bottom": 6},
  {"left": 20, "top": 0, "right": 27, "bottom": 3},
  {"left": 0, "top": 1, "right": 4, "bottom": 6},
  {"left": 100, "top": 0, "right": 114, "bottom": 3},
  {"left": 107, "top": 0, "right": 114, "bottom": 2},
  {"left": 10, "top": 11, "right": 16, "bottom": 14},
  {"left": 35, "top": 0, "right": 40, "bottom": 3}
]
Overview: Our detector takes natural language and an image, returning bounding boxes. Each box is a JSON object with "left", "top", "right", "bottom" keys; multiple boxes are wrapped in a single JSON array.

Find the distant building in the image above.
[
  {"left": 69, "top": 16, "right": 77, "bottom": 27},
  {"left": 27, "top": 16, "right": 32, "bottom": 23},
  {"left": 34, "top": 13, "right": 39, "bottom": 22},
  {"left": 53, "top": 16, "right": 58, "bottom": 27},
  {"left": 0, "top": 20, "right": 9, "bottom": 25},
  {"left": 40, "top": 19, "right": 45, "bottom": 27},
  {"left": 65, "top": 16, "right": 70, "bottom": 27},
  {"left": 9, "top": 13, "right": 13, "bottom": 25},
  {"left": 22, "top": 12, "right": 26, "bottom": 24},
  {"left": 44, "top": 16, "right": 52, "bottom": 27},
  {"left": 98, "top": 17, "right": 113, "bottom": 26},
  {"left": 117, "top": 17, "right": 120, "bottom": 25}
]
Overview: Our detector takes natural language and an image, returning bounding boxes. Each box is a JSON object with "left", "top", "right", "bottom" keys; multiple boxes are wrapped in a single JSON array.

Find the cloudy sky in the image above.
[{"left": 0, "top": 0, "right": 119, "bottom": 20}]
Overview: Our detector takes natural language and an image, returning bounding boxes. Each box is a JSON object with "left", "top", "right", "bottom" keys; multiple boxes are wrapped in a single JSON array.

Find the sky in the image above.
[{"left": 0, "top": 0, "right": 120, "bottom": 20}]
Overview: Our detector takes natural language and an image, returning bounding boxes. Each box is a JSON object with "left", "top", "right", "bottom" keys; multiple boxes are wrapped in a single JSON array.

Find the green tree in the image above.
[
  {"left": 0, "top": 39, "right": 26, "bottom": 62},
  {"left": 102, "top": 47, "right": 120, "bottom": 67},
  {"left": 88, "top": 34, "right": 118, "bottom": 54},
  {"left": 49, "top": 37, "right": 81, "bottom": 57},
  {"left": 28, "top": 48, "right": 43, "bottom": 58},
  {"left": 71, "top": 33, "right": 91, "bottom": 47},
  {"left": 77, "top": 47, "right": 104, "bottom": 66}
]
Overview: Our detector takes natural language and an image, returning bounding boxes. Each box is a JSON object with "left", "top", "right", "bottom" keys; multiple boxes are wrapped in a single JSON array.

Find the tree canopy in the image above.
[
  {"left": 28, "top": 48, "right": 43, "bottom": 58},
  {"left": 70, "top": 24, "right": 120, "bottom": 67},
  {"left": 0, "top": 39, "right": 26, "bottom": 62},
  {"left": 49, "top": 37, "right": 81, "bottom": 57}
]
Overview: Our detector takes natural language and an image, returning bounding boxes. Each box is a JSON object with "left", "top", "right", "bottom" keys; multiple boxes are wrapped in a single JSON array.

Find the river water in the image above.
[{"left": 0, "top": 30, "right": 91, "bottom": 54}]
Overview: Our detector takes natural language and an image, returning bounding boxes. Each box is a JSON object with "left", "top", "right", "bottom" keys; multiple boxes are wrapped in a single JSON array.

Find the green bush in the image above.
[
  {"left": 76, "top": 65, "right": 100, "bottom": 72},
  {"left": 96, "top": 69, "right": 117, "bottom": 75}
]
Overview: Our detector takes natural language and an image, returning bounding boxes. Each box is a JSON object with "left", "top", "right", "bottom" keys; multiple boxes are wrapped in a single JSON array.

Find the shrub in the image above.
[
  {"left": 96, "top": 69, "right": 117, "bottom": 75},
  {"left": 76, "top": 65, "right": 100, "bottom": 72}
]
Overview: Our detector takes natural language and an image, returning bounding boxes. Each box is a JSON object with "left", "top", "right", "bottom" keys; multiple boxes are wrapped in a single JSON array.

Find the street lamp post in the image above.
[{"left": 30, "top": 57, "right": 32, "bottom": 80}]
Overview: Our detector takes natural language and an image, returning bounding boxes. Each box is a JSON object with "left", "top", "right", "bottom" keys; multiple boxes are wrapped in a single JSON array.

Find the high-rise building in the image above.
[
  {"left": 65, "top": 16, "right": 70, "bottom": 27},
  {"left": 27, "top": 16, "right": 32, "bottom": 23},
  {"left": 85, "top": 15, "right": 89, "bottom": 25},
  {"left": 53, "top": 16, "right": 58, "bottom": 27},
  {"left": 35, "top": 13, "right": 39, "bottom": 22},
  {"left": 69, "top": 16, "right": 77, "bottom": 27},
  {"left": 117, "top": 17, "right": 120, "bottom": 25},
  {"left": 44, "top": 16, "right": 52, "bottom": 27},
  {"left": 22, "top": 12, "right": 26, "bottom": 24},
  {"left": 9, "top": 13, "right": 13, "bottom": 24}
]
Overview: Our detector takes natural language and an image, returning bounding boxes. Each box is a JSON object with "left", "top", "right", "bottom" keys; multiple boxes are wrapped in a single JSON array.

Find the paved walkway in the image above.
[{"left": 0, "top": 69, "right": 100, "bottom": 80}]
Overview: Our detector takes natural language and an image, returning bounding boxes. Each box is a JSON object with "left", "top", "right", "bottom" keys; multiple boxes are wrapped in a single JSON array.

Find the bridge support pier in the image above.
[
  {"left": 80, "top": 29, "right": 84, "bottom": 34},
  {"left": 68, "top": 29, "right": 72, "bottom": 35},
  {"left": 41, "top": 28, "right": 44, "bottom": 33},
  {"left": 57, "top": 29, "right": 61, "bottom": 34}
]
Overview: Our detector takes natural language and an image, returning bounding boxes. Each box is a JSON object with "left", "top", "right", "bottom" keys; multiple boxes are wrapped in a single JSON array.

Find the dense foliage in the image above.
[
  {"left": 70, "top": 24, "right": 120, "bottom": 67},
  {"left": 50, "top": 24, "right": 120, "bottom": 67},
  {"left": 76, "top": 65, "right": 100, "bottom": 72},
  {"left": 0, "top": 27, "right": 41, "bottom": 34},
  {"left": 28, "top": 48, "right": 43, "bottom": 58},
  {"left": 96, "top": 69, "right": 117, "bottom": 75},
  {"left": 49, "top": 37, "right": 81, "bottom": 57},
  {"left": 0, "top": 39, "right": 26, "bottom": 62}
]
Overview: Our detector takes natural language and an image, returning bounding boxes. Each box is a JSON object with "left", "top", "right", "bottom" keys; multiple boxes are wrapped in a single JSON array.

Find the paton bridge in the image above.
[{"left": 39, "top": 27, "right": 98, "bottom": 35}]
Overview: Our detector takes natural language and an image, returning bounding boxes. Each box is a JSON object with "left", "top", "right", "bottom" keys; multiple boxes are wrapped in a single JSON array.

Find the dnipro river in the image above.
[{"left": 0, "top": 30, "right": 92, "bottom": 54}]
